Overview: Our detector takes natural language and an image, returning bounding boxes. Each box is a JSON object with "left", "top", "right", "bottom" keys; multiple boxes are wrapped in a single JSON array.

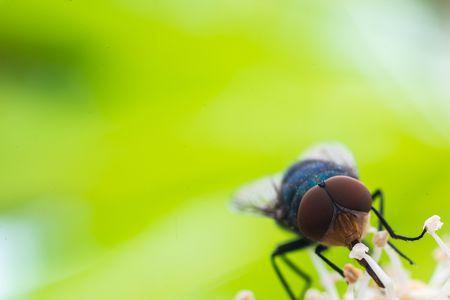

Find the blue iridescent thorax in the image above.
[{"left": 277, "top": 159, "right": 357, "bottom": 231}]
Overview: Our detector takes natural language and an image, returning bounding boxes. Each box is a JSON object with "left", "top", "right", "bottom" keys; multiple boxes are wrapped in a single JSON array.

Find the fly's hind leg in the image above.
[
  {"left": 271, "top": 238, "right": 313, "bottom": 300},
  {"left": 371, "top": 189, "right": 415, "bottom": 264}
]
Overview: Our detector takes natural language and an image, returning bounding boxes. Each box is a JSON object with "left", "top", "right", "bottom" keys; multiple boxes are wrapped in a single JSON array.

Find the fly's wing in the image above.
[
  {"left": 299, "top": 142, "right": 359, "bottom": 177},
  {"left": 231, "top": 143, "right": 357, "bottom": 217},
  {"left": 230, "top": 174, "right": 282, "bottom": 217}
]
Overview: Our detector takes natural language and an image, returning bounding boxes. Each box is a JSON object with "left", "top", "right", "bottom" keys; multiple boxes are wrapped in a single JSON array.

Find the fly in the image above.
[{"left": 230, "top": 143, "right": 426, "bottom": 299}]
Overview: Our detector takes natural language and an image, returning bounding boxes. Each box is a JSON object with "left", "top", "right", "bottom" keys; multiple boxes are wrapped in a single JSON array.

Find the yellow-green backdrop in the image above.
[{"left": 0, "top": 0, "right": 449, "bottom": 299}]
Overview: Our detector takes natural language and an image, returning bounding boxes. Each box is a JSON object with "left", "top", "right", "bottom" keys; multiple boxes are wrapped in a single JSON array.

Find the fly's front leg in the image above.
[
  {"left": 314, "top": 245, "right": 344, "bottom": 277},
  {"left": 371, "top": 189, "right": 384, "bottom": 231},
  {"left": 371, "top": 188, "right": 426, "bottom": 240},
  {"left": 371, "top": 189, "right": 417, "bottom": 265}
]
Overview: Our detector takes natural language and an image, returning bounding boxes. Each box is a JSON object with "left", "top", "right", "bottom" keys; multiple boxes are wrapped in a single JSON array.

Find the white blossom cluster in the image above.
[{"left": 236, "top": 215, "right": 450, "bottom": 300}]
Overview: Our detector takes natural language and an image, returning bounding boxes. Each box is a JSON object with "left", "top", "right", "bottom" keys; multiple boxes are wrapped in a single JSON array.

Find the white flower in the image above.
[
  {"left": 373, "top": 230, "right": 388, "bottom": 248},
  {"left": 235, "top": 215, "right": 450, "bottom": 300},
  {"left": 348, "top": 243, "right": 368, "bottom": 260},
  {"left": 305, "top": 289, "right": 328, "bottom": 300},
  {"left": 424, "top": 215, "right": 443, "bottom": 232},
  {"left": 235, "top": 290, "right": 255, "bottom": 300}
]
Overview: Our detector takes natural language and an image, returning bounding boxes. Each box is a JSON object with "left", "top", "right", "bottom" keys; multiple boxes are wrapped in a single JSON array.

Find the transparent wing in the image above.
[
  {"left": 230, "top": 174, "right": 282, "bottom": 217},
  {"left": 231, "top": 143, "right": 357, "bottom": 217},
  {"left": 299, "top": 142, "right": 358, "bottom": 176}
]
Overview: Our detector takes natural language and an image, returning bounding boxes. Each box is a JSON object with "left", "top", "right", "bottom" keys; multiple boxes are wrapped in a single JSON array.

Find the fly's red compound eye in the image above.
[
  {"left": 325, "top": 176, "right": 372, "bottom": 212},
  {"left": 297, "top": 186, "right": 334, "bottom": 241}
]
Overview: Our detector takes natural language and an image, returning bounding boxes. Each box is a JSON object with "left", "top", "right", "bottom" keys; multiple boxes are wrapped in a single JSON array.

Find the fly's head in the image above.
[{"left": 297, "top": 176, "right": 373, "bottom": 247}]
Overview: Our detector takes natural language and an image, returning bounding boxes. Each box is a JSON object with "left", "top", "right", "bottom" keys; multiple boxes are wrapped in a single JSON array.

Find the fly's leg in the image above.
[
  {"left": 371, "top": 189, "right": 384, "bottom": 231},
  {"left": 314, "top": 245, "right": 344, "bottom": 277},
  {"left": 371, "top": 206, "right": 425, "bottom": 240},
  {"left": 371, "top": 189, "right": 418, "bottom": 264},
  {"left": 271, "top": 238, "right": 313, "bottom": 300},
  {"left": 315, "top": 243, "right": 385, "bottom": 288},
  {"left": 387, "top": 240, "right": 414, "bottom": 265},
  {"left": 371, "top": 189, "right": 426, "bottom": 240}
]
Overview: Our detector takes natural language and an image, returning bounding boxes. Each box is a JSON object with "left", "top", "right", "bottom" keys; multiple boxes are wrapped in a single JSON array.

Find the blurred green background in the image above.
[{"left": 0, "top": 0, "right": 449, "bottom": 299}]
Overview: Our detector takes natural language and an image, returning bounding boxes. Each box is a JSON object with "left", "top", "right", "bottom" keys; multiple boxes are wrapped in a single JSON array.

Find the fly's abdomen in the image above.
[{"left": 278, "top": 159, "right": 357, "bottom": 231}]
